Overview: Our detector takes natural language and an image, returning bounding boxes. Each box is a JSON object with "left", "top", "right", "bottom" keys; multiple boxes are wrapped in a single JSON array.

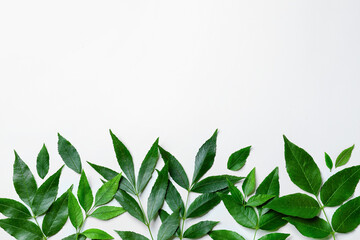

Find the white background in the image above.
[{"left": 1, "top": 0, "right": 360, "bottom": 239}]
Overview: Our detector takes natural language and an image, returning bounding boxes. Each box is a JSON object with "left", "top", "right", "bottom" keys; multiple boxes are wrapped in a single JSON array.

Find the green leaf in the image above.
[
  {"left": 191, "top": 175, "right": 243, "bottom": 193},
  {"left": 95, "top": 174, "right": 122, "bottom": 207},
  {"left": 183, "top": 221, "right": 219, "bottom": 238},
  {"left": 159, "top": 209, "right": 170, "bottom": 222},
  {"left": 257, "top": 233, "right": 290, "bottom": 240},
  {"left": 0, "top": 198, "right": 31, "bottom": 219},
  {"left": 36, "top": 144, "right": 49, "bottom": 179},
  {"left": 116, "top": 231, "right": 149, "bottom": 240},
  {"left": 114, "top": 189, "right": 145, "bottom": 223},
  {"left": 246, "top": 194, "right": 275, "bottom": 207},
  {"left": 62, "top": 234, "right": 86, "bottom": 240},
  {"left": 137, "top": 138, "right": 159, "bottom": 194},
  {"left": 335, "top": 144, "right": 355, "bottom": 168},
  {"left": 264, "top": 193, "right": 320, "bottom": 219},
  {"left": 165, "top": 181, "right": 184, "bottom": 215},
  {"left": 332, "top": 196, "right": 360, "bottom": 233},
  {"left": 90, "top": 206, "right": 126, "bottom": 220},
  {"left": 259, "top": 210, "right": 287, "bottom": 231},
  {"left": 68, "top": 191, "right": 83, "bottom": 229},
  {"left": 256, "top": 167, "right": 279, "bottom": 196},
  {"left": 220, "top": 194, "right": 258, "bottom": 228},
  {"left": 242, "top": 168, "right": 256, "bottom": 197},
  {"left": 226, "top": 179, "right": 244, "bottom": 204},
  {"left": 159, "top": 146, "right": 189, "bottom": 190},
  {"left": 157, "top": 210, "right": 180, "bottom": 240},
  {"left": 320, "top": 165, "right": 360, "bottom": 207},
  {"left": 82, "top": 228, "right": 113, "bottom": 239},
  {"left": 192, "top": 130, "right": 218, "bottom": 184},
  {"left": 209, "top": 230, "right": 245, "bottom": 240},
  {"left": 147, "top": 165, "right": 169, "bottom": 221},
  {"left": 324, "top": 152, "right": 333, "bottom": 171},
  {"left": 77, "top": 171, "right": 93, "bottom": 212},
  {"left": 110, "top": 130, "right": 136, "bottom": 186},
  {"left": 187, "top": 192, "right": 221, "bottom": 218},
  {"left": 87, "top": 161, "right": 118, "bottom": 180},
  {"left": 31, "top": 166, "right": 63, "bottom": 216},
  {"left": 227, "top": 146, "right": 251, "bottom": 171},
  {"left": 0, "top": 218, "right": 43, "bottom": 240},
  {"left": 42, "top": 188, "right": 71, "bottom": 237},
  {"left": 284, "top": 217, "right": 331, "bottom": 238},
  {"left": 57, "top": 133, "right": 82, "bottom": 174},
  {"left": 13, "top": 151, "right": 37, "bottom": 206},
  {"left": 283, "top": 136, "right": 322, "bottom": 195}
]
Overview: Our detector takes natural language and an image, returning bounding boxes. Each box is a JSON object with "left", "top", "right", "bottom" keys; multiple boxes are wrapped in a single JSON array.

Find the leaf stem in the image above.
[
  {"left": 316, "top": 196, "right": 335, "bottom": 240},
  {"left": 32, "top": 213, "right": 48, "bottom": 240},
  {"left": 253, "top": 228, "right": 258, "bottom": 240},
  {"left": 135, "top": 192, "right": 154, "bottom": 240},
  {"left": 179, "top": 189, "right": 191, "bottom": 240}
]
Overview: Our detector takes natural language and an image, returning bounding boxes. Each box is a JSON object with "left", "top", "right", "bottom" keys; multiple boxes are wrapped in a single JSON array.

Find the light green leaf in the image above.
[
  {"left": 191, "top": 175, "right": 243, "bottom": 193},
  {"left": 157, "top": 210, "right": 180, "bottom": 240},
  {"left": 62, "top": 234, "right": 86, "bottom": 240},
  {"left": 256, "top": 167, "right": 279, "bottom": 196},
  {"left": 0, "top": 198, "right": 31, "bottom": 219},
  {"left": 187, "top": 192, "right": 221, "bottom": 218},
  {"left": 0, "top": 218, "right": 43, "bottom": 240},
  {"left": 82, "top": 228, "right": 113, "bottom": 239},
  {"left": 114, "top": 189, "right": 145, "bottom": 223},
  {"left": 242, "top": 168, "right": 256, "bottom": 197},
  {"left": 227, "top": 146, "right": 251, "bottom": 171},
  {"left": 165, "top": 181, "right": 184, "bottom": 215},
  {"left": 257, "top": 233, "right": 290, "bottom": 240},
  {"left": 147, "top": 165, "right": 168, "bottom": 221},
  {"left": 36, "top": 144, "right": 49, "bottom": 179},
  {"left": 335, "top": 145, "right": 355, "bottom": 168},
  {"left": 68, "top": 191, "right": 83, "bottom": 229},
  {"left": 90, "top": 206, "right": 126, "bottom": 220},
  {"left": 283, "top": 136, "right": 322, "bottom": 195},
  {"left": 325, "top": 152, "right": 333, "bottom": 171},
  {"left": 13, "top": 151, "right": 37, "bottom": 206},
  {"left": 332, "top": 196, "right": 360, "bottom": 233},
  {"left": 259, "top": 210, "right": 287, "bottom": 231},
  {"left": 192, "top": 130, "right": 218, "bottom": 184},
  {"left": 57, "top": 133, "right": 82, "bottom": 174},
  {"left": 285, "top": 217, "right": 331, "bottom": 239},
  {"left": 77, "top": 171, "right": 93, "bottom": 212},
  {"left": 95, "top": 174, "right": 122, "bottom": 207},
  {"left": 246, "top": 194, "right": 275, "bottom": 207},
  {"left": 265, "top": 193, "right": 320, "bottom": 219},
  {"left": 226, "top": 179, "right": 244, "bottom": 204},
  {"left": 183, "top": 221, "right": 219, "bottom": 239},
  {"left": 116, "top": 231, "right": 149, "bottom": 240},
  {"left": 209, "top": 230, "right": 245, "bottom": 240}
]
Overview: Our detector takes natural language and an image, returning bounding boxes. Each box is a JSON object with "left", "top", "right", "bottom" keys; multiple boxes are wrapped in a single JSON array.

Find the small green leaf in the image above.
[
  {"left": 191, "top": 175, "right": 243, "bottom": 193},
  {"left": 283, "top": 136, "right": 322, "bottom": 195},
  {"left": 77, "top": 171, "right": 93, "bottom": 212},
  {"left": 95, "top": 174, "right": 122, "bottom": 207},
  {"left": 147, "top": 165, "right": 169, "bottom": 222},
  {"left": 192, "top": 130, "right": 218, "bottom": 184},
  {"left": 257, "top": 233, "right": 290, "bottom": 240},
  {"left": 31, "top": 166, "right": 63, "bottom": 216},
  {"left": 320, "top": 165, "right": 360, "bottom": 207},
  {"left": 57, "top": 133, "right": 82, "bottom": 174},
  {"left": 246, "top": 194, "right": 275, "bottom": 207},
  {"left": 165, "top": 181, "right": 184, "bottom": 215},
  {"left": 13, "top": 151, "right": 37, "bottom": 206},
  {"left": 187, "top": 192, "right": 221, "bottom": 218},
  {"left": 0, "top": 198, "right": 31, "bottom": 219},
  {"left": 157, "top": 210, "right": 180, "bottom": 240},
  {"left": 90, "top": 206, "right": 126, "bottom": 220},
  {"left": 137, "top": 138, "right": 160, "bottom": 194},
  {"left": 82, "top": 228, "right": 113, "bottom": 239},
  {"left": 87, "top": 161, "right": 118, "bottom": 180},
  {"left": 227, "top": 146, "right": 251, "bottom": 171},
  {"left": 209, "top": 230, "right": 245, "bottom": 240},
  {"left": 285, "top": 217, "right": 331, "bottom": 238},
  {"left": 114, "top": 189, "right": 145, "bottom": 223},
  {"left": 116, "top": 231, "right": 149, "bottom": 240},
  {"left": 68, "top": 191, "right": 83, "bottom": 229},
  {"left": 62, "top": 234, "right": 86, "bottom": 240},
  {"left": 109, "top": 130, "right": 136, "bottom": 186},
  {"left": 0, "top": 218, "right": 43, "bottom": 240},
  {"left": 264, "top": 193, "right": 320, "bottom": 219},
  {"left": 242, "top": 168, "right": 256, "bottom": 197},
  {"left": 332, "top": 196, "right": 360, "bottom": 233},
  {"left": 335, "top": 144, "right": 355, "bottom": 168},
  {"left": 226, "top": 179, "right": 244, "bottom": 204},
  {"left": 183, "top": 221, "right": 219, "bottom": 239},
  {"left": 324, "top": 152, "right": 333, "bottom": 171},
  {"left": 259, "top": 210, "right": 287, "bottom": 231},
  {"left": 159, "top": 146, "right": 189, "bottom": 190},
  {"left": 36, "top": 144, "right": 49, "bottom": 179},
  {"left": 256, "top": 167, "right": 279, "bottom": 196}
]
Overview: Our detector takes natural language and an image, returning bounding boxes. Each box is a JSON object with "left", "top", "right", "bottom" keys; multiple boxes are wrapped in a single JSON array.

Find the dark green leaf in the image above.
[
  {"left": 259, "top": 210, "right": 287, "bottom": 231},
  {"left": 265, "top": 193, "right": 320, "bottom": 219},
  {"left": 116, "top": 231, "right": 149, "bottom": 240},
  {"left": 285, "top": 217, "right": 331, "bottom": 238},
  {"left": 0, "top": 198, "right": 31, "bottom": 219},
  {"left": 325, "top": 153, "right": 333, "bottom": 171},
  {"left": 227, "top": 146, "right": 251, "bottom": 171},
  {"left": 0, "top": 218, "right": 43, "bottom": 240},
  {"left": 57, "top": 133, "right": 82, "bottom": 174},
  {"left": 137, "top": 138, "right": 159, "bottom": 194},
  {"left": 246, "top": 194, "right": 275, "bottom": 207},
  {"left": 109, "top": 130, "right": 136, "bottom": 186},
  {"left": 68, "top": 191, "right": 83, "bottom": 229},
  {"left": 62, "top": 234, "right": 86, "bottom": 240},
  {"left": 159, "top": 209, "right": 170, "bottom": 222},
  {"left": 320, "top": 165, "right": 360, "bottom": 207},
  {"left": 283, "top": 136, "right": 322, "bottom": 195},
  {"left": 36, "top": 144, "right": 49, "bottom": 179},
  {"left": 242, "top": 168, "right": 256, "bottom": 197},
  {"left": 90, "top": 206, "right": 126, "bottom": 220},
  {"left": 82, "top": 228, "right": 113, "bottom": 239},
  {"left": 209, "top": 230, "right": 245, "bottom": 240},
  {"left": 114, "top": 189, "right": 145, "bottom": 223},
  {"left": 165, "top": 181, "right": 184, "bottom": 215},
  {"left": 257, "top": 233, "right": 290, "bottom": 240},
  {"left": 77, "top": 171, "right": 93, "bottom": 212},
  {"left": 87, "top": 161, "right": 118, "bottom": 180},
  {"left": 13, "top": 151, "right": 37, "bottom": 206},
  {"left": 183, "top": 221, "right": 219, "bottom": 239},
  {"left": 227, "top": 179, "right": 244, "bottom": 204},
  {"left": 335, "top": 145, "right": 355, "bottom": 168},
  {"left": 119, "top": 177, "right": 137, "bottom": 195},
  {"left": 256, "top": 167, "right": 279, "bottom": 196},
  {"left": 31, "top": 166, "right": 63, "bottom": 216},
  {"left": 332, "top": 196, "right": 360, "bottom": 233},
  {"left": 187, "top": 192, "right": 221, "bottom": 218},
  {"left": 159, "top": 146, "right": 189, "bottom": 190},
  {"left": 95, "top": 174, "right": 122, "bottom": 207},
  {"left": 157, "top": 210, "right": 180, "bottom": 240},
  {"left": 147, "top": 165, "right": 168, "bottom": 221},
  {"left": 191, "top": 175, "right": 243, "bottom": 193},
  {"left": 192, "top": 130, "right": 218, "bottom": 184}
]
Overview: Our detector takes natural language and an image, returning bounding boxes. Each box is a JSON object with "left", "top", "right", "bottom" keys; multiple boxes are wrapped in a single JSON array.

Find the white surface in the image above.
[{"left": 1, "top": 0, "right": 360, "bottom": 239}]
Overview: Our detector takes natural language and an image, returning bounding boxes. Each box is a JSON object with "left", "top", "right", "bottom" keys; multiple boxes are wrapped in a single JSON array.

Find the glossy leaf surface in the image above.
[
  {"left": 324, "top": 152, "right": 333, "bottom": 171},
  {"left": 157, "top": 210, "right": 180, "bottom": 240},
  {"left": 242, "top": 168, "right": 256, "bottom": 197},
  {"left": 0, "top": 218, "right": 43, "bottom": 240},
  {"left": 209, "top": 230, "right": 245, "bottom": 240},
  {"left": 187, "top": 192, "right": 221, "bottom": 218},
  {"left": 82, "top": 228, "right": 113, "bottom": 239},
  {"left": 165, "top": 181, "right": 184, "bottom": 214},
  {"left": 116, "top": 231, "right": 149, "bottom": 240},
  {"left": 227, "top": 146, "right": 251, "bottom": 171},
  {"left": 284, "top": 217, "right": 331, "bottom": 238},
  {"left": 147, "top": 165, "right": 168, "bottom": 221},
  {"left": 332, "top": 196, "right": 360, "bottom": 233},
  {"left": 95, "top": 174, "right": 121, "bottom": 207},
  {"left": 57, "top": 133, "right": 82, "bottom": 174},
  {"left": 0, "top": 198, "right": 31, "bottom": 219},
  {"left": 191, "top": 175, "right": 243, "bottom": 193},
  {"left": 256, "top": 167, "right": 279, "bottom": 196},
  {"left": 78, "top": 171, "right": 93, "bottom": 212},
  {"left": 257, "top": 233, "right": 290, "bottom": 240},
  {"left": 335, "top": 145, "right": 355, "bottom": 168},
  {"left": 68, "top": 191, "right": 83, "bottom": 229},
  {"left": 183, "top": 221, "right": 219, "bottom": 239},
  {"left": 114, "top": 189, "right": 145, "bottom": 223},
  {"left": 36, "top": 144, "right": 49, "bottom": 179},
  {"left": 90, "top": 206, "right": 125, "bottom": 220}
]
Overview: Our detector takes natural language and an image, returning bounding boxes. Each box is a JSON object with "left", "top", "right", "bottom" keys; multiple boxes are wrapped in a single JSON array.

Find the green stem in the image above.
[
  {"left": 253, "top": 228, "right": 258, "bottom": 240},
  {"left": 136, "top": 193, "right": 154, "bottom": 240},
  {"left": 32, "top": 215, "right": 48, "bottom": 240},
  {"left": 180, "top": 189, "right": 191, "bottom": 240},
  {"left": 316, "top": 196, "right": 335, "bottom": 240}
]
